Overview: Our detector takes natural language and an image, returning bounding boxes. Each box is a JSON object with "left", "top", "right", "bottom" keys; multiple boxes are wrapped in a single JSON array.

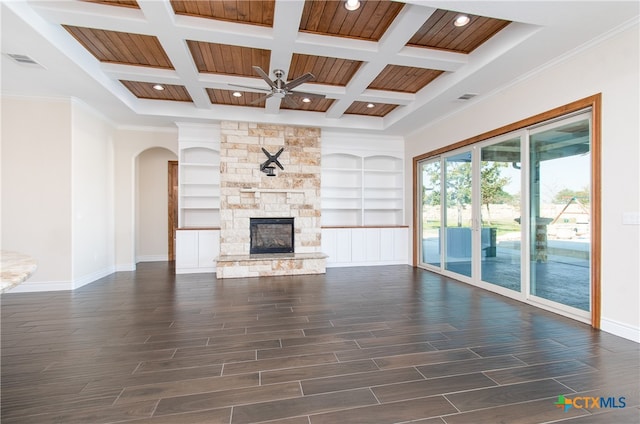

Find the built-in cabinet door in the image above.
[
  {"left": 365, "top": 228, "right": 380, "bottom": 261},
  {"left": 176, "top": 230, "right": 198, "bottom": 270},
  {"left": 350, "top": 228, "right": 367, "bottom": 262},
  {"left": 322, "top": 227, "right": 408, "bottom": 266},
  {"left": 198, "top": 231, "right": 220, "bottom": 268},
  {"left": 176, "top": 229, "right": 220, "bottom": 274},
  {"left": 335, "top": 231, "right": 352, "bottom": 263}
]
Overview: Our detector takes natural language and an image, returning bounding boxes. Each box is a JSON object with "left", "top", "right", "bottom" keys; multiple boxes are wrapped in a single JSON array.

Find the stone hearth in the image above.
[{"left": 216, "top": 121, "right": 325, "bottom": 278}]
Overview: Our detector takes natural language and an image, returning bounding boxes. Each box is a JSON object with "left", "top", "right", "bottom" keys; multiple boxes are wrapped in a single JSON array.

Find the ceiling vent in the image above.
[
  {"left": 457, "top": 93, "right": 478, "bottom": 101},
  {"left": 6, "top": 53, "right": 44, "bottom": 68}
]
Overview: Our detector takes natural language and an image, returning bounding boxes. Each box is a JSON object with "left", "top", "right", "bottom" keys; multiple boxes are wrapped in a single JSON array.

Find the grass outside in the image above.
[{"left": 423, "top": 219, "right": 520, "bottom": 238}]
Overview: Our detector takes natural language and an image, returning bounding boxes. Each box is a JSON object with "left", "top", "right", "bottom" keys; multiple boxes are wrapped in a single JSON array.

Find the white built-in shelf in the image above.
[
  {"left": 179, "top": 146, "right": 221, "bottom": 228},
  {"left": 321, "top": 152, "right": 404, "bottom": 227}
]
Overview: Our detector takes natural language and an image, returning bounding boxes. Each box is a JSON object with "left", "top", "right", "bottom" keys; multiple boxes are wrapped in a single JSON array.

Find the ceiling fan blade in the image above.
[
  {"left": 249, "top": 93, "right": 272, "bottom": 105},
  {"left": 288, "top": 90, "right": 326, "bottom": 99},
  {"left": 253, "top": 66, "right": 277, "bottom": 89},
  {"left": 228, "top": 83, "right": 271, "bottom": 93},
  {"left": 282, "top": 95, "right": 298, "bottom": 108},
  {"left": 284, "top": 72, "right": 315, "bottom": 90}
]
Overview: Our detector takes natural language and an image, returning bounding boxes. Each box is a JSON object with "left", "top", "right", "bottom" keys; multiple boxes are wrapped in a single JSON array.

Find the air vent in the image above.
[
  {"left": 457, "top": 93, "right": 478, "bottom": 101},
  {"left": 6, "top": 53, "right": 44, "bottom": 68}
]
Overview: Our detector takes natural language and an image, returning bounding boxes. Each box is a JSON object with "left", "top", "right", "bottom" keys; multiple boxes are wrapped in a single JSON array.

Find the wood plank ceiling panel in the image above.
[
  {"left": 64, "top": 26, "right": 173, "bottom": 68},
  {"left": 344, "top": 101, "right": 398, "bottom": 117},
  {"left": 280, "top": 97, "right": 335, "bottom": 112},
  {"left": 207, "top": 89, "right": 266, "bottom": 107},
  {"left": 209, "top": 88, "right": 334, "bottom": 111},
  {"left": 187, "top": 41, "right": 270, "bottom": 77},
  {"left": 368, "top": 65, "right": 444, "bottom": 93},
  {"left": 299, "top": 0, "right": 404, "bottom": 41},
  {"left": 121, "top": 81, "right": 192, "bottom": 102},
  {"left": 171, "top": 0, "right": 275, "bottom": 27},
  {"left": 289, "top": 53, "right": 362, "bottom": 86},
  {"left": 407, "top": 9, "right": 511, "bottom": 53}
]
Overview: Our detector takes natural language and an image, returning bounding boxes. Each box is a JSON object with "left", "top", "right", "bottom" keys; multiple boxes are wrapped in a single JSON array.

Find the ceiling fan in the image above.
[{"left": 229, "top": 66, "right": 326, "bottom": 107}]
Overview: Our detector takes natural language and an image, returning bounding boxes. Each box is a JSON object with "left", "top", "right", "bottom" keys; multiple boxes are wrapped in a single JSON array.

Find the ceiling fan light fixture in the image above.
[
  {"left": 152, "top": 84, "right": 165, "bottom": 91},
  {"left": 232, "top": 91, "right": 242, "bottom": 97},
  {"left": 344, "top": 0, "right": 360, "bottom": 11},
  {"left": 227, "top": 66, "right": 326, "bottom": 107},
  {"left": 453, "top": 14, "right": 470, "bottom": 27}
]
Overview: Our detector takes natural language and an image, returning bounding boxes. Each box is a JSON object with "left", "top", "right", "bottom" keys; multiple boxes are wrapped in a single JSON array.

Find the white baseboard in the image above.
[
  {"left": 176, "top": 266, "right": 216, "bottom": 274},
  {"left": 600, "top": 317, "right": 640, "bottom": 343},
  {"left": 136, "top": 255, "right": 168, "bottom": 263},
  {"left": 73, "top": 266, "right": 115, "bottom": 289},
  {"left": 115, "top": 263, "right": 136, "bottom": 272},
  {"left": 6, "top": 266, "right": 117, "bottom": 293},
  {"left": 7, "top": 280, "right": 73, "bottom": 293}
]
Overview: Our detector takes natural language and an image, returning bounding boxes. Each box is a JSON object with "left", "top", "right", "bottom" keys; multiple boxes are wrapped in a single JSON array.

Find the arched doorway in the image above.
[{"left": 135, "top": 147, "right": 178, "bottom": 263}]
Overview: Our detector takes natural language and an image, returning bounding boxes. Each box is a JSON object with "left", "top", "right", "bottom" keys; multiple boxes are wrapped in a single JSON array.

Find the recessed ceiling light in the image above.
[
  {"left": 232, "top": 91, "right": 242, "bottom": 97},
  {"left": 453, "top": 15, "right": 470, "bottom": 27},
  {"left": 302, "top": 97, "right": 311, "bottom": 103},
  {"left": 152, "top": 84, "right": 165, "bottom": 91},
  {"left": 366, "top": 103, "right": 375, "bottom": 108},
  {"left": 344, "top": 0, "right": 360, "bottom": 11}
]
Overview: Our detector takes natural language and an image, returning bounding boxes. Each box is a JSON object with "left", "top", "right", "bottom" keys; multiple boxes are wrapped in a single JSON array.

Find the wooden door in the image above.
[{"left": 168, "top": 160, "right": 178, "bottom": 261}]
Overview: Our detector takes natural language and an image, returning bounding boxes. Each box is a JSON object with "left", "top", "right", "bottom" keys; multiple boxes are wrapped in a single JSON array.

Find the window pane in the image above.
[
  {"left": 421, "top": 160, "right": 441, "bottom": 267},
  {"left": 444, "top": 151, "right": 473, "bottom": 277}
]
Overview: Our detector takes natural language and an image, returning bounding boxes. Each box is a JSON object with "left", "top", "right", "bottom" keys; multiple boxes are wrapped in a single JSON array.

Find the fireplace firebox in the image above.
[{"left": 250, "top": 218, "right": 294, "bottom": 254}]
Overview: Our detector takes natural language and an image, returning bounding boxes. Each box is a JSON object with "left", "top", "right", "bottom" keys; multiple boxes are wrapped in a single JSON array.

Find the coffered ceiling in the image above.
[{"left": 2, "top": 1, "right": 638, "bottom": 134}]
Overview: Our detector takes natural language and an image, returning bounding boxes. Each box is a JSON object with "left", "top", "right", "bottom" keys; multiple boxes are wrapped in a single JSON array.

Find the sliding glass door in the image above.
[
  {"left": 479, "top": 137, "right": 522, "bottom": 292},
  {"left": 417, "top": 109, "right": 593, "bottom": 323},
  {"left": 443, "top": 151, "right": 474, "bottom": 278},
  {"left": 529, "top": 115, "right": 591, "bottom": 312},
  {"left": 418, "top": 150, "right": 476, "bottom": 280}
]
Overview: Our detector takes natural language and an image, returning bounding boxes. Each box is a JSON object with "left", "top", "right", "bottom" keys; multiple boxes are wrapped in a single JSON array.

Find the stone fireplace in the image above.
[{"left": 215, "top": 121, "right": 326, "bottom": 278}]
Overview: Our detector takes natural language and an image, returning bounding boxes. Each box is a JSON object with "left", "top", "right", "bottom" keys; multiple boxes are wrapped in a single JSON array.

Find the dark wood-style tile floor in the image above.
[{"left": 2, "top": 263, "right": 639, "bottom": 424}]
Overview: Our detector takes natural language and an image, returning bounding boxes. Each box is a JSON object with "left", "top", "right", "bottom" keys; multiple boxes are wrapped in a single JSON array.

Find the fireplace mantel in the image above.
[{"left": 239, "top": 188, "right": 307, "bottom": 194}]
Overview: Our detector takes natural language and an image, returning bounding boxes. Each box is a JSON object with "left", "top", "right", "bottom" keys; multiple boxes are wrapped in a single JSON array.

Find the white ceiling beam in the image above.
[
  {"left": 262, "top": 1, "right": 306, "bottom": 114},
  {"left": 32, "top": 1, "right": 149, "bottom": 34},
  {"left": 136, "top": 0, "right": 211, "bottom": 109},
  {"left": 172, "top": 14, "right": 275, "bottom": 51}
]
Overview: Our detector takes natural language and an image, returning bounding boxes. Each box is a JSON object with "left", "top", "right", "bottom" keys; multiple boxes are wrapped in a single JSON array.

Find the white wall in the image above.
[
  {"left": 1, "top": 96, "right": 117, "bottom": 291},
  {"left": 1, "top": 96, "right": 73, "bottom": 288},
  {"left": 71, "top": 101, "right": 115, "bottom": 288},
  {"left": 136, "top": 147, "right": 177, "bottom": 262},
  {"left": 113, "top": 128, "right": 177, "bottom": 270},
  {"left": 405, "top": 23, "right": 640, "bottom": 341}
]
